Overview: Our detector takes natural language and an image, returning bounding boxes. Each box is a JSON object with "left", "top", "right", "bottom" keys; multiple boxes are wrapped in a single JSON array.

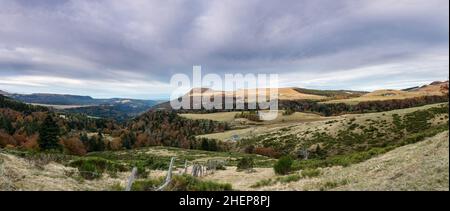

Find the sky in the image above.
[{"left": 0, "top": 0, "right": 448, "bottom": 100}]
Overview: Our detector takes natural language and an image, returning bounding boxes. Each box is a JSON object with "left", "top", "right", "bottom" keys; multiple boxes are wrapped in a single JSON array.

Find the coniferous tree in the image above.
[
  {"left": 0, "top": 115, "right": 13, "bottom": 135},
  {"left": 201, "top": 139, "right": 209, "bottom": 151},
  {"left": 38, "top": 115, "right": 60, "bottom": 150}
]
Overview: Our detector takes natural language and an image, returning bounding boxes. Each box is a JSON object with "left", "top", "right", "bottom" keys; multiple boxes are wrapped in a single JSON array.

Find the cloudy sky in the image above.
[{"left": 0, "top": 0, "right": 448, "bottom": 99}]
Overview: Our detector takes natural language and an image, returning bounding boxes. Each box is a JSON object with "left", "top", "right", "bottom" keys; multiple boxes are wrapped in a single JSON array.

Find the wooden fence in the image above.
[{"left": 124, "top": 157, "right": 227, "bottom": 191}]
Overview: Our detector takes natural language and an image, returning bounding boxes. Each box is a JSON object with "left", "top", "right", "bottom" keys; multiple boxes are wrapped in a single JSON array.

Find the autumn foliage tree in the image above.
[{"left": 61, "top": 137, "right": 87, "bottom": 156}]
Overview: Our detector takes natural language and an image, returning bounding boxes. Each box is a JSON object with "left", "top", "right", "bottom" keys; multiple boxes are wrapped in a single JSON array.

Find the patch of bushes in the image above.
[
  {"left": 131, "top": 178, "right": 163, "bottom": 191},
  {"left": 253, "top": 147, "right": 280, "bottom": 158},
  {"left": 320, "top": 179, "right": 349, "bottom": 191},
  {"left": 282, "top": 109, "right": 295, "bottom": 116},
  {"left": 274, "top": 156, "right": 293, "bottom": 175},
  {"left": 236, "top": 157, "right": 254, "bottom": 171},
  {"left": 250, "top": 179, "right": 273, "bottom": 188},
  {"left": 199, "top": 138, "right": 219, "bottom": 151},
  {"left": 301, "top": 168, "right": 321, "bottom": 178},
  {"left": 277, "top": 174, "right": 301, "bottom": 183},
  {"left": 235, "top": 111, "right": 262, "bottom": 122},
  {"left": 132, "top": 175, "right": 232, "bottom": 191}
]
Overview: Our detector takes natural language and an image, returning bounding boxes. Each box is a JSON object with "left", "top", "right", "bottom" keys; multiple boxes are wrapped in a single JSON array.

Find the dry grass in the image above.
[
  {"left": 194, "top": 111, "right": 331, "bottom": 141},
  {"left": 0, "top": 153, "right": 129, "bottom": 191},
  {"left": 180, "top": 112, "right": 240, "bottom": 123},
  {"left": 324, "top": 83, "right": 447, "bottom": 105},
  {"left": 187, "top": 87, "right": 326, "bottom": 101},
  {"left": 255, "top": 131, "right": 449, "bottom": 191},
  {"left": 202, "top": 166, "right": 275, "bottom": 190}
]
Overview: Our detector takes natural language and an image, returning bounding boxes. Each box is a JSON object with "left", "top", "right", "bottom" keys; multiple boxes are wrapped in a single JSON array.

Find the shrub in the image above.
[
  {"left": 254, "top": 147, "right": 280, "bottom": 158},
  {"left": 77, "top": 162, "right": 102, "bottom": 180},
  {"left": 277, "top": 174, "right": 301, "bottom": 183},
  {"left": 301, "top": 168, "right": 321, "bottom": 178},
  {"left": 132, "top": 175, "right": 232, "bottom": 191},
  {"left": 283, "top": 109, "right": 295, "bottom": 116},
  {"left": 70, "top": 157, "right": 126, "bottom": 180},
  {"left": 131, "top": 178, "right": 163, "bottom": 191},
  {"left": 244, "top": 145, "right": 255, "bottom": 154},
  {"left": 140, "top": 157, "right": 168, "bottom": 170},
  {"left": 274, "top": 156, "right": 293, "bottom": 175},
  {"left": 236, "top": 157, "right": 254, "bottom": 171},
  {"left": 0, "top": 132, "right": 15, "bottom": 148},
  {"left": 135, "top": 162, "right": 148, "bottom": 179},
  {"left": 235, "top": 111, "right": 262, "bottom": 122},
  {"left": 168, "top": 175, "right": 232, "bottom": 191},
  {"left": 22, "top": 134, "right": 39, "bottom": 150},
  {"left": 109, "top": 138, "right": 123, "bottom": 151},
  {"left": 61, "top": 137, "right": 87, "bottom": 156}
]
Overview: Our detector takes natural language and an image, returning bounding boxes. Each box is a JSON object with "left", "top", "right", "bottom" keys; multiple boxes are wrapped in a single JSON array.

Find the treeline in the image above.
[
  {"left": 0, "top": 95, "right": 48, "bottom": 113},
  {"left": 293, "top": 88, "right": 367, "bottom": 98},
  {"left": 235, "top": 111, "right": 261, "bottom": 122},
  {"left": 1, "top": 95, "right": 230, "bottom": 155},
  {"left": 279, "top": 95, "right": 449, "bottom": 116},
  {"left": 0, "top": 98, "right": 120, "bottom": 152},
  {"left": 168, "top": 95, "right": 448, "bottom": 117},
  {"left": 128, "top": 110, "right": 229, "bottom": 150}
]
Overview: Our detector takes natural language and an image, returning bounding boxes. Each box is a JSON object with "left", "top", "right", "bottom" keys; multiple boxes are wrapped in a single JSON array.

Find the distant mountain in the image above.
[
  {"left": 10, "top": 93, "right": 96, "bottom": 105},
  {"left": 0, "top": 90, "right": 10, "bottom": 96},
  {"left": 6, "top": 92, "right": 159, "bottom": 122},
  {"left": 63, "top": 100, "right": 159, "bottom": 122},
  {"left": 151, "top": 81, "right": 448, "bottom": 111},
  {"left": 151, "top": 86, "right": 368, "bottom": 111},
  {"left": 8, "top": 92, "right": 156, "bottom": 106}
]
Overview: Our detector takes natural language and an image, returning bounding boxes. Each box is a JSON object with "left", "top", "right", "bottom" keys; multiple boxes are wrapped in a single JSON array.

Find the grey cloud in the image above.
[{"left": 0, "top": 0, "right": 448, "bottom": 98}]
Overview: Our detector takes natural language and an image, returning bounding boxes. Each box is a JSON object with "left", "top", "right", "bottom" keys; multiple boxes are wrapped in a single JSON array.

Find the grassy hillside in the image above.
[
  {"left": 235, "top": 103, "right": 448, "bottom": 159},
  {"left": 324, "top": 81, "right": 448, "bottom": 105},
  {"left": 1, "top": 130, "right": 446, "bottom": 191},
  {"left": 255, "top": 131, "right": 449, "bottom": 191}
]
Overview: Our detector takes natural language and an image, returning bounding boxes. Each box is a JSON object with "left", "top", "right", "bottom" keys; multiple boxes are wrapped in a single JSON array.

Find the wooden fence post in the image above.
[
  {"left": 125, "top": 167, "right": 138, "bottom": 191},
  {"left": 156, "top": 157, "right": 176, "bottom": 191}
]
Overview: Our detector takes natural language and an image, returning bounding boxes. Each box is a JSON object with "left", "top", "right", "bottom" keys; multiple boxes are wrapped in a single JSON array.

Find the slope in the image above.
[{"left": 256, "top": 130, "right": 449, "bottom": 191}]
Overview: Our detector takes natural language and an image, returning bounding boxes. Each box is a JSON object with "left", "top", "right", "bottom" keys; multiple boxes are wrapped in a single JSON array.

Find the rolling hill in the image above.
[
  {"left": 152, "top": 81, "right": 448, "bottom": 112},
  {"left": 3, "top": 92, "right": 159, "bottom": 122},
  {"left": 324, "top": 81, "right": 449, "bottom": 104}
]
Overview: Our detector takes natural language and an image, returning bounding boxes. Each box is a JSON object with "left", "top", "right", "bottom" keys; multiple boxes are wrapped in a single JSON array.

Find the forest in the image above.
[
  {"left": 1, "top": 94, "right": 229, "bottom": 156},
  {"left": 1, "top": 93, "right": 448, "bottom": 157}
]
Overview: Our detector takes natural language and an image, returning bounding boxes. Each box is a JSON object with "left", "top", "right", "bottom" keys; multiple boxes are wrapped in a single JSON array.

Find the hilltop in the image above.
[
  {"left": 153, "top": 81, "right": 448, "bottom": 111},
  {"left": 325, "top": 81, "right": 449, "bottom": 104}
]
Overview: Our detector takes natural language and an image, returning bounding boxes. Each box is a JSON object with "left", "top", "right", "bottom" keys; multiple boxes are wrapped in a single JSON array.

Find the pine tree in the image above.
[
  {"left": 38, "top": 115, "right": 60, "bottom": 150},
  {"left": 201, "top": 139, "right": 209, "bottom": 151},
  {"left": 0, "top": 115, "right": 13, "bottom": 134},
  {"left": 94, "top": 132, "right": 105, "bottom": 151}
]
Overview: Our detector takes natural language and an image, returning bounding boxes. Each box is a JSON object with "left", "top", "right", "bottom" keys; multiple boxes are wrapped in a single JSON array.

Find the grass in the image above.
[
  {"left": 69, "top": 157, "right": 127, "bottom": 180},
  {"left": 88, "top": 146, "right": 276, "bottom": 169},
  {"left": 237, "top": 103, "right": 449, "bottom": 170},
  {"left": 251, "top": 169, "right": 322, "bottom": 188},
  {"left": 131, "top": 174, "right": 232, "bottom": 191},
  {"left": 323, "top": 89, "right": 445, "bottom": 105},
  {"left": 180, "top": 112, "right": 240, "bottom": 123}
]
